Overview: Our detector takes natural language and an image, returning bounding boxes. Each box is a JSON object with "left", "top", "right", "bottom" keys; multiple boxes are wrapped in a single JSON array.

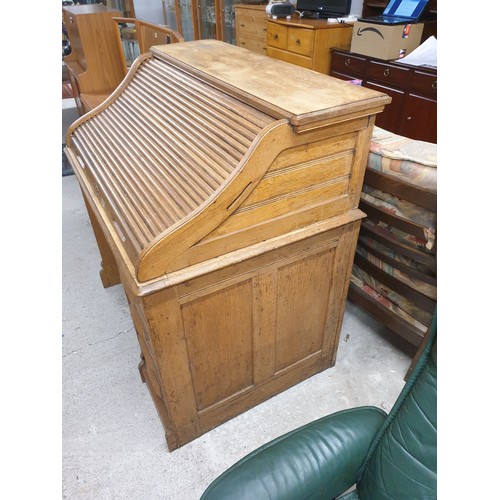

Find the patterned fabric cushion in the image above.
[{"left": 367, "top": 127, "right": 437, "bottom": 191}]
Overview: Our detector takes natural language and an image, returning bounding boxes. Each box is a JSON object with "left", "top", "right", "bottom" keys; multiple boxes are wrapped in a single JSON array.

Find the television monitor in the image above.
[{"left": 295, "top": 0, "right": 352, "bottom": 19}]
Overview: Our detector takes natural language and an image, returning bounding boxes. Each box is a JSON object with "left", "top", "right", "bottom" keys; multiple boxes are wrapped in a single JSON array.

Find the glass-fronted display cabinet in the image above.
[
  {"left": 198, "top": 0, "right": 217, "bottom": 40},
  {"left": 103, "top": 0, "right": 236, "bottom": 44},
  {"left": 165, "top": 0, "right": 236, "bottom": 42},
  {"left": 220, "top": 0, "right": 236, "bottom": 45}
]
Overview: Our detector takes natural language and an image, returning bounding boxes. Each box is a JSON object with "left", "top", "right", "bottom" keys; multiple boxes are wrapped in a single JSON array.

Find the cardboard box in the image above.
[{"left": 350, "top": 22, "right": 424, "bottom": 60}]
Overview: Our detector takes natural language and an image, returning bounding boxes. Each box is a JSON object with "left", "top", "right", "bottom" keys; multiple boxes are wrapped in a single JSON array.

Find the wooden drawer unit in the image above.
[
  {"left": 330, "top": 48, "right": 437, "bottom": 143},
  {"left": 234, "top": 4, "right": 268, "bottom": 55},
  {"left": 266, "top": 16, "right": 352, "bottom": 75}
]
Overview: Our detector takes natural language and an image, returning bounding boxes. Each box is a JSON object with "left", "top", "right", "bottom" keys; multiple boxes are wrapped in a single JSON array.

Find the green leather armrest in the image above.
[{"left": 201, "top": 406, "right": 387, "bottom": 500}]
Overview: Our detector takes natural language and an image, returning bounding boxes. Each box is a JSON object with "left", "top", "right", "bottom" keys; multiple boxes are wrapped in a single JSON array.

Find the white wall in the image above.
[
  {"left": 350, "top": 0, "right": 363, "bottom": 16},
  {"left": 133, "top": 0, "right": 166, "bottom": 25}
]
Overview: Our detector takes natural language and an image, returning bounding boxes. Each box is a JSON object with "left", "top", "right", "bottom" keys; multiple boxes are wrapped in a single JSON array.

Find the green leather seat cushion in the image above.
[{"left": 201, "top": 406, "right": 387, "bottom": 500}]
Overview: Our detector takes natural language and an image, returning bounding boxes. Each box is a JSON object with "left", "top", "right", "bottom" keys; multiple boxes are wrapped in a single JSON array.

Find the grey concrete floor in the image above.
[{"left": 62, "top": 99, "right": 415, "bottom": 499}]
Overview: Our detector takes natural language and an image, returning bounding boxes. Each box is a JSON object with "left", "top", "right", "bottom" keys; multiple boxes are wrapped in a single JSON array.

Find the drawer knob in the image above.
[
  {"left": 383, "top": 69, "right": 390, "bottom": 77},
  {"left": 345, "top": 58, "right": 351, "bottom": 66},
  {"left": 273, "top": 34, "right": 279, "bottom": 40},
  {"left": 432, "top": 80, "right": 437, "bottom": 90},
  {"left": 240, "top": 23, "right": 245, "bottom": 27},
  {"left": 295, "top": 39, "right": 301, "bottom": 46},
  {"left": 407, "top": 116, "right": 412, "bottom": 120}
]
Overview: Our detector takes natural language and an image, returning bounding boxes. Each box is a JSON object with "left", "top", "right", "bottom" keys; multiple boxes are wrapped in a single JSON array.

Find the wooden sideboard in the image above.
[
  {"left": 63, "top": 4, "right": 127, "bottom": 116},
  {"left": 267, "top": 16, "right": 353, "bottom": 75},
  {"left": 234, "top": 4, "right": 268, "bottom": 55},
  {"left": 330, "top": 48, "right": 437, "bottom": 143},
  {"left": 64, "top": 40, "right": 390, "bottom": 451}
]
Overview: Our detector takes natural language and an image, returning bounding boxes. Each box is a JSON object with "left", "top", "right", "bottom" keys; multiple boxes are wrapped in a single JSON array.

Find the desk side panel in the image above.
[
  {"left": 136, "top": 221, "right": 361, "bottom": 450},
  {"left": 162, "top": 115, "right": 375, "bottom": 275}
]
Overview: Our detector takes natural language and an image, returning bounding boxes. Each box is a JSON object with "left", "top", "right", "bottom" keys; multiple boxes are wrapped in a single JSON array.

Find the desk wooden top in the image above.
[{"left": 151, "top": 40, "right": 390, "bottom": 128}]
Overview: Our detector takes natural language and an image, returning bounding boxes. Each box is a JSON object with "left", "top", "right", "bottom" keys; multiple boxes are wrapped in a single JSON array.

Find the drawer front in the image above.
[
  {"left": 267, "top": 46, "right": 313, "bottom": 70},
  {"left": 331, "top": 51, "right": 366, "bottom": 77},
  {"left": 267, "top": 22, "right": 288, "bottom": 50},
  {"left": 237, "top": 36, "right": 267, "bottom": 55},
  {"left": 410, "top": 70, "right": 437, "bottom": 96},
  {"left": 236, "top": 13, "right": 267, "bottom": 36},
  {"left": 287, "top": 27, "right": 314, "bottom": 57},
  {"left": 365, "top": 81, "right": 405, "bottom": 134},
  {"left": 366, "top": 60, "right": 410, "bottom": 87}
]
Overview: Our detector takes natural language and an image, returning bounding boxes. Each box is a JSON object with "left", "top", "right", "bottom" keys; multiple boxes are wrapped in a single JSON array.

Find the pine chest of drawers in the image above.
[{"left": 234, "top": 4, "right": 268, "bottom": 55}]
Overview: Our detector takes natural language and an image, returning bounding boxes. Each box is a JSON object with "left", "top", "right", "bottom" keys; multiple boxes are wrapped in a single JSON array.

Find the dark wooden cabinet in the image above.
[{"left": 330, "top": 49, "right": 437, "bottom": 143}]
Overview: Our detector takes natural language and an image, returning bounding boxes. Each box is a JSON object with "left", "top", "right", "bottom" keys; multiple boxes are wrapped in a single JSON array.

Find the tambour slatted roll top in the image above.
[{"left": 65, "top": 40, "right": 390, "bottom": 284}]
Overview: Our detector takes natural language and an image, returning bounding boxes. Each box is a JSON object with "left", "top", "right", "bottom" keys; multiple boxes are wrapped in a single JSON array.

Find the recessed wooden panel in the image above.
[
  {"left": 182, "top": 281, "right": 254, "bottom": 411},
  {"left": 244, "top": 153, "right": 352, "bottom": 206},
  {"left": 218, "top": 178, "right": 349, "bottom": 236},
  {"left": 275, "top": 249, "right": 335, "bottom": 371},
  {"left": 269, "top": 133, "right": 356, "bottom": 172}
]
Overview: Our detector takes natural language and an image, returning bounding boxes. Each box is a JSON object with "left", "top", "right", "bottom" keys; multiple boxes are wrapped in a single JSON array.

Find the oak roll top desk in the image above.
[{"left": 65, "top": 40, "right": 390, "bottom": 451}]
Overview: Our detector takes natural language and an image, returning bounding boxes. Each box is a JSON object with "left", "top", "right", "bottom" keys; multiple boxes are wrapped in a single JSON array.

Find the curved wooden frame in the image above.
[{"left": 112, "top": 17, "right": 184, "bottom": 55}]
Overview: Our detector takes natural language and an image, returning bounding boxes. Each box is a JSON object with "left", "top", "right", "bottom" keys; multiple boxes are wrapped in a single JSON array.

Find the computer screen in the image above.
[
  {"left": 384, "top": 0, "right": 429, "bottom": 19},
  {"left": 296, "top": 0, "right": 352, "bottom": 18}
]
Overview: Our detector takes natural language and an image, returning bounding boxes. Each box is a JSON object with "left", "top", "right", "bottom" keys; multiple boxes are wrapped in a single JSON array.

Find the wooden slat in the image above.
[
  {"left": 364, "top": 168, "right": 436, "bottom": 211},
  {"left": 132, "top": 74, "right": 245, "bottom": 166},
  {"left": 360, "top": 220, "right": 436, "bottom": 270},
  {"left": 353, "top": 253, "right": 436, "bottom": 314},
  {"left": 359, "top": 199, "right": 432, "bottom": 242},
  {"left": 109, "top": 99, "right": 214, "bottom": 205},
  {"left": 72, "top": 133, "right": 149, "bottom": 251},
  {"left": 102, "top": 106, "right": 203, "bottom": 215},
  {"left": 348, "top": 282, "right": 424, "bottom": 347},
  {"left": 121, "top": 87, "right": 232, "bottom": 187},
  {"left": 120, "top": 88, "right": 224, "bottom": 190},
  {"left": 357, "top": 238, "right": 437, "bottom": 287},
  {"left": 141, "top": 66, "right": 258, "bottom": 150}
]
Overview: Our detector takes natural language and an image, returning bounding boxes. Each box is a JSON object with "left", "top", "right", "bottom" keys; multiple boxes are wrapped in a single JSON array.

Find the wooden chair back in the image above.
[{"left": 113, "top": 17, "right": 184, "bottom": 64}]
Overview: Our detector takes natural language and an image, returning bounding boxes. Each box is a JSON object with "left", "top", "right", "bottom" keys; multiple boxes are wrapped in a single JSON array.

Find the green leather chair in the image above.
[{"left": 201, "top": 313, "right": 437, "bottom": 499}]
